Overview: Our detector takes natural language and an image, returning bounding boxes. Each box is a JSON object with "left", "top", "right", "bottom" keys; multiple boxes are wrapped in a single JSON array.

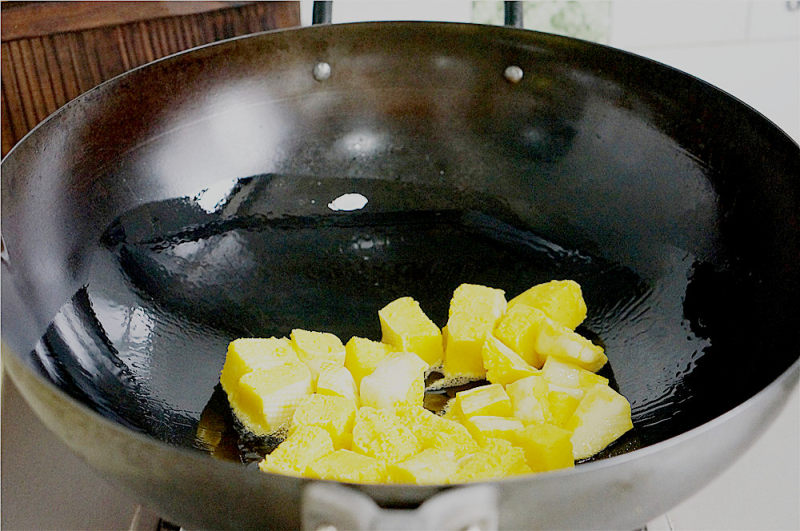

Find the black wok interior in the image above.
[{"left": 3, "top": 23, "right": 798, "bottom": 468}]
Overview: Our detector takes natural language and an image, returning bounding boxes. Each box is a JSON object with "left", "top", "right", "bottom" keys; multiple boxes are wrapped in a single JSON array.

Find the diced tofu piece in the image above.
[
  {"left": 290, "top": 394, "right": 356, "bottom": 449},
  {"left": 508, "top": 280, "right": 587, "bottom": 330},
  {"left": 505, "top": 375, "right": 551, "bottom": 424},
  {"left": 388, "top": 449, "right": 459, "bottom": 485},
  {"left": 442, "top": 284, "right": 507, "bottom": 379},
  {"left": 482, "top": 334, "right": 538, "bottom": 385},
  {"left": 567, "top": 384, "right": 633, "bottom": 460},
  {"left": 306, "top": 449, "right": 387, "bottom": 483},
  {"left": 493, "top": 304, "right": 547, "bottom": 368},
  {"left": 258, "top": 425, "right": 334, "bottom": 477},
  {"left": 231, "top": 361, "right": 313, "bottom": 436},
  {"left": 494, "top": 305, "right": 607, "bottom": 371},
  {"left": 506, "top": 375, "right": 552, "bottom": 424},
  {"left": 219, "top": 337, "right": 300, "bottom": 395},
  {"left": 452, "top": 383, "right": 513, "bottom": 419},
  {"left": 290, "top": 329, "right": 346, "bottom": 382},
  {"left": 360, "top": 352, "right": 427, "bottom": 410},
  {"left": 513, "top": 423, "right": 575, "bottom": 473},
  {"left": 541, "top": 356, "right": 609, "bottom": 389},
  {"left": 480, "top": 438, "right": 532, "bottom": 476},
  {"left": 546, "top": 388, "right": 581, "bottom": 428},
  {"left": 461, "top": 415, "right": 524, "bottom": 444},
  {"left": 454, "top": 438, "right": 530, "bottom": 482},
  {"left": 378, "top": 297, "right": 443, "bottom": 367},
  {"left": 352, "top": 407, "right": 421, "bottom": 464},
  {"left": 395, "top": 405, "right": 479, "bottom": 458},
  {"left": 316, "top": 364, "right": 359, "bottom": 407},
  {"left": 344, "top": 336, "right": 393, "bottom": 386},
  {"left": 533, "top": 317, "right": 607, "bottom": 372}
]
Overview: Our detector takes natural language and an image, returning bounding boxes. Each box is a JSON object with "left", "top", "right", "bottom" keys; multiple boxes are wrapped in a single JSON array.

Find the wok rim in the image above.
[{"left": 2, "top": 20, "right": 798, "bottom": 168}]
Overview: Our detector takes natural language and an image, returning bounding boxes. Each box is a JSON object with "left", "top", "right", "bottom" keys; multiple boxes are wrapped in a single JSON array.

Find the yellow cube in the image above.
[
  {"left": 508, "top": 280, "right": 587, "bottom": 330},
  {"left": 541, "top": 356, "right": 609, "bottom": 389},
  {"left": 290, "top": 394, "right": 356, "bottom": 449},
  {"left": 442, "top": 284, "right": 507, "bottom": 380},
  {"left": 513, "top": 423, "right": 575, "bottom": 473},
  {"left": 290, "top": 329, "right": 346, "bottom": 382},
  {"left": 453, "top": 438, "right": 530, "bottom": 482},
  {"left": 461, "top": 415, "right": 524, "bottom": 445},
  {"left": 388, "top": 449, "right": 459, "bottom": 485},
  {"left": 219, "top": 337, "right": 300, "bottom": 395},
  {"left": 494, "top": 305, "right": 607, "bottom": 372},
  {"left": 395, "top": 405, "right": 479, "bottom": 457},
  {"left": 493, "top": 304, "right": 547, "bottom": 368},
  {"left": 231, "top": 361, "right": 313, "bottom": 436},
  {"left": 258, "top": 425, "right": 334, "bottom": 477},
  {"left": 352, "top": 407, "right": 421, "bottom": 464},
  {"left": 533, "top": 317, "right": 607, "bottom": 373},
  {"left": 344, "top": 336, "right": 393, "bottom": 386},
  {"left": 306, "top": 449, "right": 387, "bottom": 483},
  {"left": 360, "top": 352, "right": 427, "bottom": 410},
  {"left": 566, "top": 384, "right": 633, "bottom": 460},
  {"left": 482, "top": 334, "right": 538, "bottom": 385},
  {"left": 480, "top": 438, "right": 532, "bottom": 476},
  {"left": 505, "top": 374, "right": 552, "bottom": 424},
  {"left": 316, "top": 364, "right": 360, "bottom": 407},
  {"left": 452, "top": 383, "right": 513, "bottom": 419},
  {"left": 378, "top": 297, "right": 443, "bottom": 367},
  {"left": 546, "top": 388, "right": 582, "bottom": 428}
]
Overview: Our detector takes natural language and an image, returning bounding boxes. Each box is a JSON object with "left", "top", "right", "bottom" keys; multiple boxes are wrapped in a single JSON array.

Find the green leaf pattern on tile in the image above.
[{"left": 472, "top": 1, "right": 611, "bottom": 43}]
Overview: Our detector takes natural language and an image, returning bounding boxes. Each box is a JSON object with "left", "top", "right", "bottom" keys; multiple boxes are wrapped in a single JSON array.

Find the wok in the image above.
[{"left": 2, "top": 20, "right": 799, "bottom": 530}]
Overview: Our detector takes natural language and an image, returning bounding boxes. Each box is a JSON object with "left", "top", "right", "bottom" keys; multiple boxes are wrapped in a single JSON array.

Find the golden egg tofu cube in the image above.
[
  {"left": 219, "top": 337, "right": 300, "bottom": 395},
  {"left": 546, "top": 387, "right": 582, "bottom": 428},
  {"left": 508, "top": 280, "right": 587, "bottom": 330},
  {"left": 395, "top": 405, "right": 479, "bottom": 457},
  {"left": 352, "top": 407, "right": 421, "bottom": 464},
  {"left": 453, "top": 438, "right": 530, "bottom": 482},
  {"left": 541, "top": 356, "right": 609, "bottom": 390},
  {"left": 258, "top": 425, "right": 334, "bottom": 477},
  {"left": 388, "top": 449, "right": 460, "bottom": 485},
  {"left": 461, "top": 415, "right": 524, "bottom": 445},
  {"left": 452, "top": 383, "right": 513, "bottom": 419},
  {"left": 306, "top": 449, "right": 387, "bottom": 484},
  {"left": 513, "top": 423, "right": 575, "bottom": 473},
  {"left": 359, "top": 352, "right": 428, "bottom": 410},
  {"left": 532, "top": 314, "right": 607, "bottom": 372},
  {"left": 316, "top": 364, "right": 360, "bottom": 407},
  {"left": 482, "top": 334, "right": 538, "bottom": 385},
  {"left": 290, "top": 329, "right": 346, "bottom": 382},
  {"left": 231, "top": 361, "right": 313, "bottom": 436},
  {"left": 344, "top": 336, "right": 393, "bottom": 386},
  {"left": 290, "top": 394, "right": 356, "bottom": 449},
  {"left": 505, "top": 374, "right": 552, "bottom": 424},
  {"left": 442, "top": 284, "right": 507, "bottom": 380},
  {"left": 567, "top": 383, "right": 633, "bottom": 460},
  {"left": 378, "top": 297, "right": 443, "bottom": 367},
  {"left": 492, "top": 304, "right": 549, "bottom": 368}
]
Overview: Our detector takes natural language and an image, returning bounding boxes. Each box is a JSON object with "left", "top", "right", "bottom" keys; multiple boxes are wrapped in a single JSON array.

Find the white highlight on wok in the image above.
[{"left": 328, "top": 193, "right": 369, "bottom": 211}]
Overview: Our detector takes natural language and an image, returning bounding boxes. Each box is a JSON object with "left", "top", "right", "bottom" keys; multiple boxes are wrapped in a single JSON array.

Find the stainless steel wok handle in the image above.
[
  {"left": 302, "top": 483, "right": 499, "bottom": 531},
  {"left": 310, "top": 1, "right": 524, "bottom": 27}
]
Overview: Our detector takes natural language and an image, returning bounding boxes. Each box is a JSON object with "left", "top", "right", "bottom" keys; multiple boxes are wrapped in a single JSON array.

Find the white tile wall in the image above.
[
  {"left": 609, "top": 0, "right": 800, "bottom": 141},
  {"left": 610, "top": 0, "right": 751, "bottom": 47}
]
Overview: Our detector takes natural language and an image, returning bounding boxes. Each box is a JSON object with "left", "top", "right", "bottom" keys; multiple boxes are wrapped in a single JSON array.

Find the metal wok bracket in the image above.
[{"left": 302, "top": 483, "right": 499, "bottom": 531}]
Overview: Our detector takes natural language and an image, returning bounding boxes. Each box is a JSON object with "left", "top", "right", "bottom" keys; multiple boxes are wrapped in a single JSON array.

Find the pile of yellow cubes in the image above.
[{"left": 219, "top": 280, "right": 633, "bottom": 484}]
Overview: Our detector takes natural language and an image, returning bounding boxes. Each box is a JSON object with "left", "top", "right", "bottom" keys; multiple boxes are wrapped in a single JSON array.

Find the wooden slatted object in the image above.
[{"left": 1, "top": 1, "right": 300, "bottom": 156}]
